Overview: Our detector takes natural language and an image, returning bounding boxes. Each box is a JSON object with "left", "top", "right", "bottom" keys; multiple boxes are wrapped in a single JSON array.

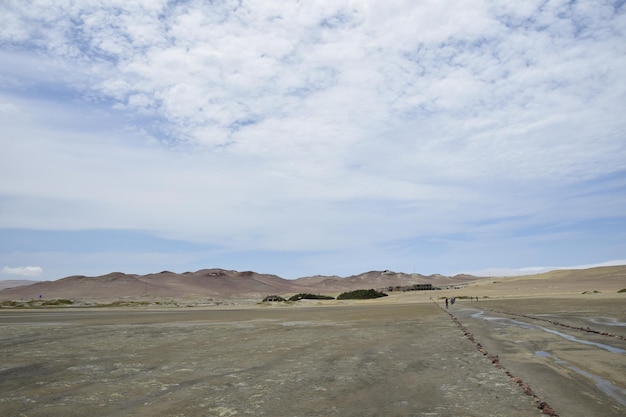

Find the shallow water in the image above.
[
  {"left": 586, "top": 317, "right": 626, "bottom": 327},
  {"left": 470, "top": 310, "right": 626, "bottom": 354},
  {"left": 533, "top": 350, "right": 565, "bottom": 364},
  {"left": 536, "top": 314, "right": 626, "bottom": 327},
  {"left": 534, "top": 350, "right": 626, "bottom": 406}
]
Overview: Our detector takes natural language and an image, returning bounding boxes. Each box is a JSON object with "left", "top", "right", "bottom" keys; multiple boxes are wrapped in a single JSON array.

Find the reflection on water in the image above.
[
  {"left": 586, "top": 317, "right": 626, "bottom": 327},
  {"left": 534, "top": 350, "right": 566, "bottom": 363},
  {"left": 534, "top": 350, "right": 626, "bottom": 406},
  {"left": 570, "top": 367, "right": 626, "bottom": 406},
  {"left": 470, "top": 310, "right": 626, "bottom": 354},
  {"left": 467, "top": 309, "right": 626, "bottom": 406},
  {"left": 536, "top": 314, "right": 626, "bottom": 328}
]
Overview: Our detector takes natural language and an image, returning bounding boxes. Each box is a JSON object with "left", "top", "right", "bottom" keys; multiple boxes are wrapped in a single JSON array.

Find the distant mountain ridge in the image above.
[
  {"left": 0, "top": 268, "right": 476, "bottom": 301},
  {"left": 0, "top": 280, "right": 39, "bottom": 291}
]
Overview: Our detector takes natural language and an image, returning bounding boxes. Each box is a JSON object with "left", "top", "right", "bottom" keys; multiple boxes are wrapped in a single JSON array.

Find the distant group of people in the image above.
[{"left": 444, "top": 296, "right": 479, "bottom": 308}]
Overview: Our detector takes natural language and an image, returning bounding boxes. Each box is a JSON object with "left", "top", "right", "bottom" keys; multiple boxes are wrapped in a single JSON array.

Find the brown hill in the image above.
[
  {"left": 0, "top": 280, "right": 39, "bottom": 291},
  {"left": 0, "top": 268, "right": 474, "bottom": 301},
  {"left": 292, "top": 270, "right": 475, "bottom": 292},
  {"left": 461, "top": 265, "right": 626, "bottom": 297},
  {"left": 4, "top": 266, "right": 622, "bottom": 302},
  {"left": 0, "top": 269, "right": 296, "bottom": 301}
]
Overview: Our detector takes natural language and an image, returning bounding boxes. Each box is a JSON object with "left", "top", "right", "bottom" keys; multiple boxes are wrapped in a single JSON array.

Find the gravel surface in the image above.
[{"left": 1, "top": 299, "right": 623, "bottom": 417}]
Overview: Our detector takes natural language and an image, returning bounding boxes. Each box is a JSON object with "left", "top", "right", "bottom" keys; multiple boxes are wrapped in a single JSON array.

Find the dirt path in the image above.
[{"left": 0, "top": 303, "right": 561, "bottom": 416}]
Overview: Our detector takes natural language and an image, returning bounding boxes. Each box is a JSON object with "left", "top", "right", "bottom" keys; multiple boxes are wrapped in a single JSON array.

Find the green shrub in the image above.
[
  {"left": 99, "top": 301, "right": 150, "bottom": 307},
  {"left": 262, "top": 295, "right": 286, "bottom": 302},
  {"left": 288, "top": 293, "right": 335, "bottom": 301},
  {"left": 618, "top": 289, "right": 626, "bottom": 293},
  {"left": 0, "top": 300, "right": 22, "bottom": 308},
  {"left": 41, "top": 299, "right": 74, "bottom": 306},
  {"left": 337, "top": 289, "right": 388, "bottom": 300}
]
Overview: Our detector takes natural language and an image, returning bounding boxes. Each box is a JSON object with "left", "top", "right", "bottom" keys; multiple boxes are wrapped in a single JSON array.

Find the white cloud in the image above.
[
  {"left": 2, "top": 266, "right": 43, "bottom": 277},
  {"left": 0, "top": 1, "right": 625, "bottom": 276}
]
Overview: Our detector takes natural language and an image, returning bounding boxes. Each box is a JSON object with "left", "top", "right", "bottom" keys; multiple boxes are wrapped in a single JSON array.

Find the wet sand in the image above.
[
  {"left": 452, "top": 297, "right": 626, "bottom": 417},
  {"left": 1, "top": 297, "right": 625, "bottom": 417}
]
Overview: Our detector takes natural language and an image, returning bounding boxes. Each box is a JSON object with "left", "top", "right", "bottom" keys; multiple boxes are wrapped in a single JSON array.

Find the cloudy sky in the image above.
[{"left": 1, "top": 0, "right": 625, "bottom": 281}]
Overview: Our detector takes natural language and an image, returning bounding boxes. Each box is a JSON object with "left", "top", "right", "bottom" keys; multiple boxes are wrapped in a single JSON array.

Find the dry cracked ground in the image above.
[{"left": 1, "top": 299, "right": 624, "bottom": 417}]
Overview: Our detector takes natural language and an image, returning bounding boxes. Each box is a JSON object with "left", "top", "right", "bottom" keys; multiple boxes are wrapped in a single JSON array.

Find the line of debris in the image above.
[{"left": 437, "top": 303, "right": 560, "bottom": 416}]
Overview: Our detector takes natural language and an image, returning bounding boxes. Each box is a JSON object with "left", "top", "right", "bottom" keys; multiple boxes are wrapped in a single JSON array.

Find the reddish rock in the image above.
[
  {"left": 522, "top": 383, "right": 533, "bottom": 395},
  {"left": 541, "top": 406, "right": 557, "bottom": 415}
]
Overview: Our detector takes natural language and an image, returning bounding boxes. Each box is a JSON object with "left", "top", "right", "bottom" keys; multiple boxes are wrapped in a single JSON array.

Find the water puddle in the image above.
[
  {"left": 568, "top": 366, "right": 626, "bottom": 406},
  {"left": 536, "top": 325, "right": 626, "bottom": 354},
  {"left": 586, "top": 317, "right": 626, "bottom": 327},
  {"left": 535, "top": 350, "right": 626, "bottom": 406},
  {"left": 534, "top": 350, "right": 566, "bottom": 363},
  {"left": 519, "top": 313, "right": 626, "bottom": 328},
  {"left": 470, "top": 310, "right": 626, "bottom": 354}
]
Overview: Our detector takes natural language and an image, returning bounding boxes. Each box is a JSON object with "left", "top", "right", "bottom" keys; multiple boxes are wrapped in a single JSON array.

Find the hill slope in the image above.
[
  {"left": 0, "top": 269, "right": 472, "bottom": 301},
  {"left": 3, "top": 266, "right": 623, "bottom": 302}
]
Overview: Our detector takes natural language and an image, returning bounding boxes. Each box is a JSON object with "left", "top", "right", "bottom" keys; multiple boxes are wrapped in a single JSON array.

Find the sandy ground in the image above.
[{"left": 1, "top": 294, "right": 625, "bottom": 417}]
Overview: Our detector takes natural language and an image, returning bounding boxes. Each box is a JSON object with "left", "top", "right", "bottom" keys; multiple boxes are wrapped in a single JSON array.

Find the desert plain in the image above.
[{"left": 0, "top": 267, "right": 625, "bottom": 417}]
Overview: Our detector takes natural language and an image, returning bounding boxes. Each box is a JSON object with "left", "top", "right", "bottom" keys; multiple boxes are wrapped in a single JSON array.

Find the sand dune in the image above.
[
  {"left": 0, "top": 280, "right": 38, "bottom": 291},
  {"left": 0, "top": 268, "right": 476, "bottom": 302},
  {"left": 0, "top": 265, "right": 624, "bottom": 303}
]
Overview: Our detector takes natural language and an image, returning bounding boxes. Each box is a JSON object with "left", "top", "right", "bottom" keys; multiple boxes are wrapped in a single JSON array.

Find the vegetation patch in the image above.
[
  {"left": 288, "top": 293, "right": 335, "bottom": 301},
  {"left": 337, "top": 289, "right": 388, "bottom": 300},
  {"left": 0, "top": 300, "right": 23, "bottom": 308},
  {"left": 97, "top": 300, "right": 152, "bottom": 307},
  {"left": 1, "top": 299, "right": 75, "bottom": 308},
  {"left": 618, "top": 289, "right": 626, "bottom": 293},
  {"left": 41, "top": 299, "right": 74, "bottom": 306},
  {"left": 582, "top": 290, "right": 601, "bottom": 294},
  {"left": 262, "top": 295, "right": 286, "bottom": 302}
]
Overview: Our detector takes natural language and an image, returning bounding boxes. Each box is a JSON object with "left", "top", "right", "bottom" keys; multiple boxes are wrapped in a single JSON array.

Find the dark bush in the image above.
[
  {"left": 262, "top": 295, "right": 286, "bottom": 302},
  {"left": 99, "top": 301, "right": 150, "bottom": 307},
  {"left": 41, "top": 299, "right": 74, "bottom": 306},
  {"left": 0, "top": 300, "right": 22, "bottom": 308},
  {"left": 337, "top": 289, "right": 388, "bottom": 300},
  {"left": 288, "top": 293, "right": 335, "bottom": 301}
]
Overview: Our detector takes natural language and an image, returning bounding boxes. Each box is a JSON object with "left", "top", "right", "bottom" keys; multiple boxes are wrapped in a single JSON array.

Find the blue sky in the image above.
[{"left": 1, "top": 0, "right": 625, "bottom": 281}]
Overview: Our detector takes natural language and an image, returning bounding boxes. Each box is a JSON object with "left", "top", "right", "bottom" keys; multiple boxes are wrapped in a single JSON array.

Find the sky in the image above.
[{"left": 1, "top": 0, "right": 625, "bottom": 281}]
